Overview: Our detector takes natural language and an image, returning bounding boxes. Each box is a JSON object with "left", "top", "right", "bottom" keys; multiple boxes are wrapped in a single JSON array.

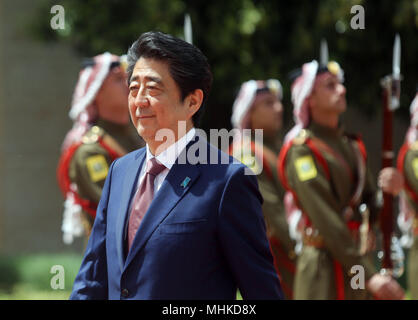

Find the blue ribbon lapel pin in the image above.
[{"left": 180, "top": 177, "right": 191, "bottom": 188}]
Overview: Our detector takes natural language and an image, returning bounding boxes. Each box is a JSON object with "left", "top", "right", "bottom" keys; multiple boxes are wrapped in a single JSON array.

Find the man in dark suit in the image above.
[{"left": 70, "top": 31, "right": 283, "bottom": 300}]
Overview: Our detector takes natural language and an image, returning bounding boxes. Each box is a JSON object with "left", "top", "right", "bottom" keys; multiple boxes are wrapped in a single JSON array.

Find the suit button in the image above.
[{"left": 121, "top": 288, "right": 129, "bottom": 298}]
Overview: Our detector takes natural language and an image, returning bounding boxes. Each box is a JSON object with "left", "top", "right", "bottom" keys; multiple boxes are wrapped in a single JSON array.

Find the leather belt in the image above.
[
  {"left": 303, "top": 227, "right": 325, "bottom": 248},
  {"left": 303, "top": 221, "right": 362, "bottom": 249}
]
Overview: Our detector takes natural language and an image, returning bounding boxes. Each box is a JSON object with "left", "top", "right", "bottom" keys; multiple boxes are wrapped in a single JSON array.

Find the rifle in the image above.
[{"left": 379, "top": 34, "right": 401, "bottom": 273}]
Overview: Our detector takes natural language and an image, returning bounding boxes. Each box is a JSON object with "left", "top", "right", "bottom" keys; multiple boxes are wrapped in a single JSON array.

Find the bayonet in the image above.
[
  {"left": 390, "top": 34, "right": 401, "bottom": 110},
  {"left": 392, "top": 34, "right": 401, "bottom": 81},
  {"left": 320, "top": 38, "right": 329, "bottom": 66},
  {"left": 184, "top": 14, "right": 193, "bottom": 45}
]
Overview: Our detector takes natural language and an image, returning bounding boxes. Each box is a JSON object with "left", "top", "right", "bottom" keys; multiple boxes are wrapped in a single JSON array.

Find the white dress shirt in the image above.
[
  {"left": 135, "top": 127, "right": 196, "bottom": 195},
  {"left": 125, "top": 128, "right": 196, "bottom": 242}
]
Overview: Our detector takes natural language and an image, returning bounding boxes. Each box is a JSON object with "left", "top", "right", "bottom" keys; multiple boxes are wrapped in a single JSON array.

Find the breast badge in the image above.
[
  {"left": 86, "top": 155, "right": 109, "bottom": 182},
  {"left": 295, "top": 155, "right": 317, "bottom": 181}
]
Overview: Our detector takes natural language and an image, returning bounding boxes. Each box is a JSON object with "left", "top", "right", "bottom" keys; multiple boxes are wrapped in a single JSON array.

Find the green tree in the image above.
[{"left": 32, "top": 0, "right": 418, "bottom": 131}]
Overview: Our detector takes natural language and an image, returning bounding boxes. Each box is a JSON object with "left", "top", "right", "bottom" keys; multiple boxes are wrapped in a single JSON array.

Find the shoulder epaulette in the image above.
[
  {"left": 343, "top": 132, "right": 361, "bottom": 141},
  {"left": 81, "top": 126, "right": 105, "bottom": 144},
  {"left": 292, "top": 129, "right": 309, "bottom": 145},
  {"left": 410, "top": 141, "right": 418, "bottom": 151},
  {"left": 342, "top": 132, "right": 367, "bottom": 161}
]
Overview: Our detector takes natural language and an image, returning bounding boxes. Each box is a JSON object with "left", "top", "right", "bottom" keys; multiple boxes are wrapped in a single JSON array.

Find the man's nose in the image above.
[
  {"left": 134, "top": 88, "right": 149, "bottom": 108},
  {"left": 337, "top": 83, "right": 346, "bottom": 96},
  {"left": 274, "top": 101, "right": 283, "bottom": 113}
]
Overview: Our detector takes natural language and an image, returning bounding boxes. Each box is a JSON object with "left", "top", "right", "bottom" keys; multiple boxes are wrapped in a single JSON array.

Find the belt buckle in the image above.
[{"left": 343, "top": 206, "right": 354, "bottom": 221}]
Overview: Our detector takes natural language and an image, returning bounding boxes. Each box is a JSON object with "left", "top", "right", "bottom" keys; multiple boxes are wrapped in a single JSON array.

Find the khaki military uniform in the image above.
[
  {"left": 60, "top": 119, "right": 144, "bottom": 237},
  {"left": 233, "top": 135, "right": 296, "bottom": 299},
  {"left": 279, "top": 122, "right": 380, "bottom": 299},
  {"left": 398, "top": 141, "right": 418, "bottom": 299}
]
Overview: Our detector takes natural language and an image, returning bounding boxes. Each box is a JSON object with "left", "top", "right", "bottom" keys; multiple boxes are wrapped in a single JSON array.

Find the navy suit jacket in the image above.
[{"left": 70, "top": 135, "right": 283, "bottom": 300}]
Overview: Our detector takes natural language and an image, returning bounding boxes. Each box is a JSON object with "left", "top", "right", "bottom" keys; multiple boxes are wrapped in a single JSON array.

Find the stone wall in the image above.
[{"left": 0, "top": 0, "right": 84, "bottom": 254}]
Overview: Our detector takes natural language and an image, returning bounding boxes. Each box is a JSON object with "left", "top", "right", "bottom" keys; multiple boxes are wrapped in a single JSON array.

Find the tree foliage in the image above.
[{"left": 31, "top": 0, "right": 418, "bottom": 131}]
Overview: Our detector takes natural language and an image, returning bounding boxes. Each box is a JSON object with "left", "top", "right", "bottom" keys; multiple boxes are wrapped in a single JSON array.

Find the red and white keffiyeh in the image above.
[
  {"left": 231, "top": 79, "right": 283, "bottom": 130},
  {"left": 61, "top": 52, "right": 120, "bottom": 152},
  {"left": 406, "top": 93, "right": 418, "bottom": 144},
  {"left": 284, "top": 60, "right": 344, "bottom": 143},
  {"left": 284, "top": 60, "right": 319, "bottom": 143}
]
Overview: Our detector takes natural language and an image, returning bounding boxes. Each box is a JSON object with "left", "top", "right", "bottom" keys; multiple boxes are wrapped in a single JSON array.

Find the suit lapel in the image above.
[
  {"left": 115, "top": 148, "right": 146, "bottom": 272},
  {"left": 123, "top": 138, "right": 203, "bottom": 270}
]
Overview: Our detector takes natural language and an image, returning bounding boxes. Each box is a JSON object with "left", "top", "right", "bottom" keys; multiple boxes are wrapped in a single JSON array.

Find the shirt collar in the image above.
[
  {"left": 145, "top": 127, "right": 196, "bottom": 170},
  {"left": 309, "top": 121, "right": 344, "bottom": 139}
]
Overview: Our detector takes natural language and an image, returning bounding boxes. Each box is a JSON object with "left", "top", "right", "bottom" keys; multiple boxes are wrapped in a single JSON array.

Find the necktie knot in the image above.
[{"left": 146, "top": 158, "right": 166, "bottom": 176}]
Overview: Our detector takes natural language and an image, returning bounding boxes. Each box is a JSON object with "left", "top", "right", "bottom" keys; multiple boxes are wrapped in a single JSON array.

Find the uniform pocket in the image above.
[{"left": 159, "top": 219, "right": 207, "bottom": 234}]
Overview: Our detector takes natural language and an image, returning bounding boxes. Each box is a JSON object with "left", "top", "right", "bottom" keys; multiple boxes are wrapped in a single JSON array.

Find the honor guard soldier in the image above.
[
  {"left": 230, "top": 79, "right": 296, "bottom": 299},
  {"left": 397, "top": 91, "right": 418, "bottom": 299},
  {"left": 380, "top": 89, "right": 418, "bottom": 299},
  {"left": 57, "top": 52, "right": 144, "bottom": 245},
  {"left": 277, "top": 60, "right": 405, "bottom": 299}
]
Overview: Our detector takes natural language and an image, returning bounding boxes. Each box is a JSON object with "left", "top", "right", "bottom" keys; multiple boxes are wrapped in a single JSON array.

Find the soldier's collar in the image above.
[
  {"left": 96, "top": 118, "right": 130, "bottom": 134},
  {"left": 410, "top": 140, "right": 418, "bottom": 150},
  {"left": 263, "top": 132, "right": 282, "bottom": 152},
  {"left": 308, "top": 121, "right": 344, "bottom": 138}
]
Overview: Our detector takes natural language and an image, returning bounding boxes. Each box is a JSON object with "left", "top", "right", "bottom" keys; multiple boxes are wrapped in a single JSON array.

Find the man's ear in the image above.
[{"left": 186, "top": 89, "right": 204, "bottom": 119}]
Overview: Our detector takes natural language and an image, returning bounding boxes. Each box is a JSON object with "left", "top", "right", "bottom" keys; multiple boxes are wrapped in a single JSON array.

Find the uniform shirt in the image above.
[
  {"left": 402, "top": 143, "right": 418, "bottom": 300},
  {"left": 284, "top": 122, "right": 379, "bottom": 281},
  {"left": 259, "top": 137, "right": 293, "bottom": 247},
  {"left": 70, "top": 119, "right": 144, "bottom": 204},
  {"left": 403, "top": 145, "right": 418, "bottom": 212}
]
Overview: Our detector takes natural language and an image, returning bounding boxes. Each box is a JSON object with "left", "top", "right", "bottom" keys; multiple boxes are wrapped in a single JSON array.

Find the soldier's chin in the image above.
[
  {"left": 335, "top": 101, "right": 346, "bottom": 113},
  {"left": 267, "top": 122, "right": 281, "bottom": 135},
  {"left": 276, "top": 119, "right": 283, "bottom": 131}
]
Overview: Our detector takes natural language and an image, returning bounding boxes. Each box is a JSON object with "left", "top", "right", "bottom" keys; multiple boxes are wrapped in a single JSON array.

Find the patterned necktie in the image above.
[{"left": 127, "top": 157, "right": 166, "bottom": 252}]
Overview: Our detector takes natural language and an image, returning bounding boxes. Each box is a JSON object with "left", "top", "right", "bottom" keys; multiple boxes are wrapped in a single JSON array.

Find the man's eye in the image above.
[
  {"left": 266, "top": 99, "right": 275, "bottom": 106},
  {"left": 147, "top": 86, "right": 161, "bottom": 95},
  {"left": 147, "top": 84, "right": 160, "bottom": 90},
  {"left": 129, "top": 86, "right": 138, "bottom": 91}
]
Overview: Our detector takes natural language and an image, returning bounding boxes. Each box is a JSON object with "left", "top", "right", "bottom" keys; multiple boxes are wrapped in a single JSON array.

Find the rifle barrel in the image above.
[{"left": 381, "top": 85, "right": 394, "bottom": 270}]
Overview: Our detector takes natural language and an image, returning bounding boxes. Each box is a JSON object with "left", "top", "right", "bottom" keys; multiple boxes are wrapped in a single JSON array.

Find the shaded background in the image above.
[{"left": 0, "top": 0, "right": 417, "bottom": 260}]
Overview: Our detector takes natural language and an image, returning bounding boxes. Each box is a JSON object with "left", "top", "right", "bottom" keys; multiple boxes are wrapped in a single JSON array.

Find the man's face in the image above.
[
  {"left": 128, "top": 57, "right": 193, "bottom": 143},
  {"left": 250, "top": 92, "right": 283, "bottom": 136},
  {"left": 309, "top": 72, "right": 346, "bottom": 115},
  {"left": 95, "top": 66, "right": 130, "bottom": 123}
]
